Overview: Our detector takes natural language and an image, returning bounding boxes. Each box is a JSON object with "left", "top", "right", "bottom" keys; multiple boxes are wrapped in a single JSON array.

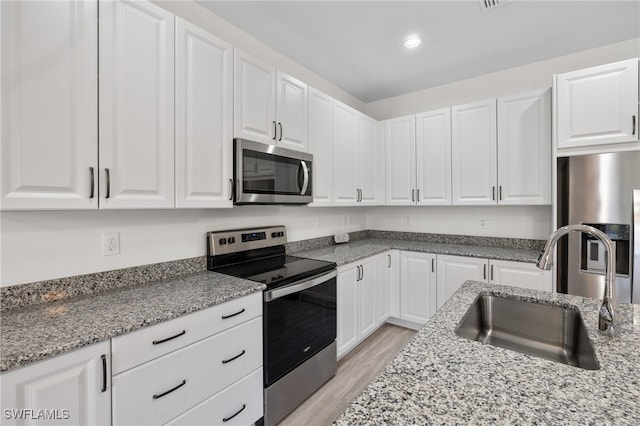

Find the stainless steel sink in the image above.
[{"left": 455, "top": 295, "right": 600, "bottom": 370}]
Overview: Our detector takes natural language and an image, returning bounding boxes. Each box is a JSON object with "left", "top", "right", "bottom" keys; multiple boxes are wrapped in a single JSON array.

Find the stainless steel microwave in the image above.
[{"left": 234, "top": 138, "right": 313, "bottom": 205}]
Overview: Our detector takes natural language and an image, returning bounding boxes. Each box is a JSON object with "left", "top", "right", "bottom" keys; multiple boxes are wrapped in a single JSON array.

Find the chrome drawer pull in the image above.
[
  {"left": 152, "top": 330, "right": 186, "bottom": 345},
  {"left": 101, "top": 354, "right": 107, "bottom": 392},
  {"left": 221, "top": 308, "right": 245, "bottom": 320},
  {"left": 223, "top": 404, "right": 246, "bottom": 422},
  {"left": 152, "top": 380, "right": 186, "bottom": 400},
  {"left": 222, "top": 349, "right": 246, "bottom": 364}
]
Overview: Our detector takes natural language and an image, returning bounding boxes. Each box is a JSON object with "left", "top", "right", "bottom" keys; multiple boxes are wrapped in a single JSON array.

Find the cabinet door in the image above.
[
  {"left": 497, "top": 89, "right": 551, "bottom": 205},
  {"left": 175, "top": 17, "right": 233, "bottom": 208},
  {"left": 416, "top": 108, "right": 452, "bottom": 206},
  {"left": 489, "top": 259, "right": 552, "bottom": 292},
  {"left": 400, "top": 252, "right": 437, "bottom": 325},
  {"left": 308, "top": 88, "right": 333, "bottom": 206},
  {"left": 332, "top": 102, "right": 359, "bottom": 205},
  {"left": 385, "top": 115, "right": 416, "bottom": 205},
  {"left": 451, "top": 99, "right": 497, "bottom": 205},
  {"left": 99, "top": 0, "right": 175, "bottom": 209},
  {"left": 276, "top": 71, "right": 308, "bottom": 151},
  {"left": 436, "top": 255, "right": 487, "bottom": 309},
  {"left": 358, "top": 114, "right": 379, "bottom": 205},
  {"left": 1, "top": 1, "right": 98, "bottom": 210},
  {"left": 234, "top": 49, "right": 276, "bottom": 144},
  {"left": 1, "top": 342, "right": 110, "bottom": 426},
  {"left": 376, "top": 251, "right": 397, "bottom": 324},
  {"left": 337, "top": 265, "right": 358, "bottom": 358},
  {"left": 556, "top": 59, "right": 639, "bottom": 151},
  {"left": 358, "top": 258, "right": 378, "bottom": 339}
]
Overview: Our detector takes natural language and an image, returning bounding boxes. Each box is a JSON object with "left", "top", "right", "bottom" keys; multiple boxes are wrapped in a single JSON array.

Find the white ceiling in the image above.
[{"left": 200, "top": 1, "right": 640, "bottom": 103}]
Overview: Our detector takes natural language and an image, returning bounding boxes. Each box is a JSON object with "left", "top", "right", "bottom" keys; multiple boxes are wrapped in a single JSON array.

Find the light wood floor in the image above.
[{"left": 279, "top": 324, "right": 417, "bottom": 426}]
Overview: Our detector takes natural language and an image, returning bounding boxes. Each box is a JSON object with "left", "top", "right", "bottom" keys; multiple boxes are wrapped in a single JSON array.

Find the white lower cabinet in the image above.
[
  {"left": 437, "top": 254, "right": 553, "bottom": 309},
  {"left": 337, "top": 256, "right": 383, "bottom": 358},
  {"left": 376, "top": 251, "right": 398, "bottom": 324},
  {"left": 399, "top": 251, "right": 437, "bottom": 326},
  {"left": 1, "top": 341, "right": 111, "bottom": 426},
  {"left": 111, "top": 293, "right": 263, "bottom": 425}
]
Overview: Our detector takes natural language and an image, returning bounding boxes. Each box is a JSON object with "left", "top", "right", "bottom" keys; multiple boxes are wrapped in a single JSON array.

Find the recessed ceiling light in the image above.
[{"left": 404, "top": 36, "right": 422, "bottom": 49}]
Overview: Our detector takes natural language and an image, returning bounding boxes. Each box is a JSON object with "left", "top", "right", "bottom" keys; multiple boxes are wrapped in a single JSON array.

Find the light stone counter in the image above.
[
  {"left": 0, "top": 271, "right": 264, "bottom": 372},
  {"left": 335, "top": 281, "right": 640, "bottom": 425}
]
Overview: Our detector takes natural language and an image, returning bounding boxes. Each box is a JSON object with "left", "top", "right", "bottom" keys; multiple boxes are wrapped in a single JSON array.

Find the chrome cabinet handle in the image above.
[
  {"left": 633, "top": 115, "right": 637, "bottom": 135},
  {"left": 272, "top": 121, "right": 277, "bottom": 140},
  {"left": 152, "top": 330, "right": 186, "bottom": 345},
  {"left": 300, "top": 161, "right": 309, "bottom": 195},
  {"left": 412, "top": 189, "right": 415, "bottom": 202},
  {"left": 417, "top": 189, "right": 420, "bottom": 203},
  {"left": 101, "top": 354, "right": 107, "bottom": 392},
  {"left": 490, "top": 264, "right": 494, "bottom": 281},
  {"left": 387, "top": 254, "right": 391, "bottom": 268},
  {"left": 228, "top": 179, "right": 234, "bottom": 201},
  {"left": 499, "top": 186, "right": 503, "bottom": 201},
  {"left": 222, "top": 349, "right": 246, "bottom": 364},
  {"left": 153, "top": 380, "right": 186, "bottom": 399},
  {"left": 432, "top": 258, "right": 435, "bottom": 273},
  {"left": 105, "top": 168, "right": 111, "bottom": 199},
  {"left": 278, "top": 122, "right": 283, "bottom": 141},
  {"left": 483, "top": 264, "right": 487, "bottom": 280},
  {"left": 223, "top": 404, "right": 246, "bottom": 423},
  {"left": 492, "top": 186, "right": 495, "bottom": 201},
  {"left": 89, "top": 167, "right": 95, "bottom": 199}
]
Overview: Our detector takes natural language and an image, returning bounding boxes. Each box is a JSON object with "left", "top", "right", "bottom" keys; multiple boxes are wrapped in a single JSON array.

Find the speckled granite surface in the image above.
[
  {"left": 0, "top": 271, "right": 264, "bottom": 372},
  {"left": 295, "top": 238, "right": 541, "bottom": 266},
  {"left": 1, "top": 256, "right": 207, "bottom": 312},
  {"left": 335, "top": 281, "right": 640, "bottom": 425}
]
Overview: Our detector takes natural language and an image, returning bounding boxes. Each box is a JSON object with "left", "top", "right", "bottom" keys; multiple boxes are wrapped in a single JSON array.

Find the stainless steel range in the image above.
[{"left": 207, "top": 226, "right": 337, "bottom": 426}]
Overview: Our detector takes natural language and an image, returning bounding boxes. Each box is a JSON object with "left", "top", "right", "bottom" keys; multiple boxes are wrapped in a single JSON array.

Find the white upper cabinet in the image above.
[
  {"left": 358, "top": 114, "right": 380, "bottom": 205},
  {"left": 1, "top": 1, "right": 98, "bottom": 210},
  {"left": 308, "top": 88, "right": 334, "bottom": 206},
  {"left": 175, "top": 17, "right": 233, "bottom": 208},
  {"left": 385, "top": 115, "right": 416, "bottom": 205},
  {"left": 555, "top": 58, "right": 639, "bottom": 154},
  {"left": 99, "top": 0, "right": 175, "bottom": 209},
  {"left": 233, "top": 49, "right": 276, "bottom": 144},
  {"left": 416, "top": 108, "right": 452, "bottom": 206},
  {"left": 234, "top": 49, "right": 308, "bottom": 151},
  {"left": 452, "top": 99, "right": 498, "bottom": 205},
  {"left": 497, "top": 88, "right": 551, "bottom": 205},
  {"left": 333, "top": 101, "right": 360, "bottom": 205},
  {"left": 276, "top": 71, "right": 308, "bottom": 151}
]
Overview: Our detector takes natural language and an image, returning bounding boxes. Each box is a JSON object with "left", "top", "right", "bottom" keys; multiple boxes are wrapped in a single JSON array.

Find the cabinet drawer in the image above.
[
  {"left": 165, "top": 368, "right": 263, "bottom": 426},
  {"left": 113, "top": 317, "right": 262, "bottom": 426},
  {"left": 112, "top": 292, "right": 261, "bottom": 374}
]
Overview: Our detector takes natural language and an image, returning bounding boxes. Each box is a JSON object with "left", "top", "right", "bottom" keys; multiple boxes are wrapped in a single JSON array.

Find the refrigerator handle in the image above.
[{"left": 633, "top": 189, "right": 640, "bottom": 304}]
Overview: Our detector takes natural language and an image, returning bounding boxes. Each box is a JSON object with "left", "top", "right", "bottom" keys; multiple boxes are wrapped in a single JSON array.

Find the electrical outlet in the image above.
[
  {"left": 479, "top": 218, "right": 487, "bottom": 229},
  {"left": 103, "top": 232, "right": 120, "bottom": 256}
]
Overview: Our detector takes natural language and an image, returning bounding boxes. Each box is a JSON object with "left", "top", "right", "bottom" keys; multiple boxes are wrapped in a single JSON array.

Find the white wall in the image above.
[
  {"left": 366, "top": 206, "right": 551, "bottom": 240},
  {"left": 366, "top": 38, "right": 640, "bottom": 120},
  {"left": 0, "top": 207, "right": 366, "bottom": 287}
]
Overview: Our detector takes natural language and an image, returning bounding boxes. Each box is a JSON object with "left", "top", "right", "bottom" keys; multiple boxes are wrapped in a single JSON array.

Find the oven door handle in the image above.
[{"left": 264, "top": 269, "right": 337, "bottom": 302}]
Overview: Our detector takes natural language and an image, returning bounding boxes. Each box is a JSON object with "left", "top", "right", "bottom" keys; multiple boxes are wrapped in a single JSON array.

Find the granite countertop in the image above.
[
  {"left": 294, "top": 238, "right": 541, "bottom": 266},
  {"left": 0, "top": 272, "right": 264, "bottom": 372},
  {"left": 335, "top": 281, "right": 640, "bottom": 424}
]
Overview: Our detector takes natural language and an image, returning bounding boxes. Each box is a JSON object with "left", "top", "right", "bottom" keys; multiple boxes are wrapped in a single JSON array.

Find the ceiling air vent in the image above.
[{"left": 479, "top": 0, "right": 512, "bottom": 12}]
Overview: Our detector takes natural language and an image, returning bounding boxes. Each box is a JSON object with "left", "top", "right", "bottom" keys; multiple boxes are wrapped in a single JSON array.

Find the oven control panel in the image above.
[{"left": 207, "top": 226, "right": 287, "bottom": 256}]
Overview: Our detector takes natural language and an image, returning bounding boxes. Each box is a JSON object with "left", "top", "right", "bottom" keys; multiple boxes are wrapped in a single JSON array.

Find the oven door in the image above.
[
  {"left": 263, "top": 270, "right": 337, "bottom": 386},
  {"left": 234, "top": 138, "right": 312, "bottom": 205}
]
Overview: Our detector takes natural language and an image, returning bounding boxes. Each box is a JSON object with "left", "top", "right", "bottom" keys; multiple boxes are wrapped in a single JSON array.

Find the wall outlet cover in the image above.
[{"left": 334, "top": 233, "right": 350, "bottom": 244}]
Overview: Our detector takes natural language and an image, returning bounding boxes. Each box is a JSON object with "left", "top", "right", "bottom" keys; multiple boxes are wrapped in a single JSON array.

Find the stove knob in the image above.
[
  {"left": 228, "top": 237, "right": 236, "bottom": 244},
  {"left": 219, "top": 238, "right": 227, "bottom": 245}
]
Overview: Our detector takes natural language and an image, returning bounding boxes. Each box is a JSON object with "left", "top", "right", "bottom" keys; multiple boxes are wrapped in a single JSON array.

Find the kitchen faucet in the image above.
[{"left": 536, "top": 224, "right": 620, "bottom": 337}]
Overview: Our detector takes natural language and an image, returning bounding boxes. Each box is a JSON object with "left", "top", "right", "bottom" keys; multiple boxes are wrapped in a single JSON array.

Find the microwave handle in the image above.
[{"left": 300, "top": 160, "right": 309, "bottom": 195}]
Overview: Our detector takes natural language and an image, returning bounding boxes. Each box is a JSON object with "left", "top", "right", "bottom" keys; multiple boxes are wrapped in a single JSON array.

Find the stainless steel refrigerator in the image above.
[{"left": 556, "top": 151, "right": 640, "bottom": 304}]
